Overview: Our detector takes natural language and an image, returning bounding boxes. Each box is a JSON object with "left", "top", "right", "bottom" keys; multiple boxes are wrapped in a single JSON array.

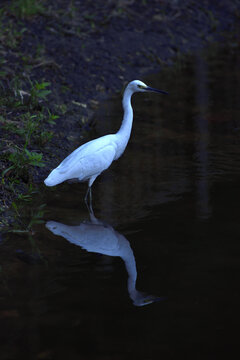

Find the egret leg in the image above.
[
  {"left": 84, "top": 186, "right": 90, "bottom": 203},
  {"left": 84, "top": 186, "right": 93, "bottom": 213},
  {"left": 89, "top": 187, "right": 92, "bottom": 205}
]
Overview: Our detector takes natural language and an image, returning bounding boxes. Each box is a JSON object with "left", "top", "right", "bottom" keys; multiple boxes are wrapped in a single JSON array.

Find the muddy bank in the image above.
[{"left": 0, "top": 0, "right": 239, "bottom": 217}]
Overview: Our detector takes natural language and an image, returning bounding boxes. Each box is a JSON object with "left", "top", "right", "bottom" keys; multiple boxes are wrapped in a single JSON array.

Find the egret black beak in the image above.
[{"left": 146, "top": 86, "right": 168, "bottom": 95}]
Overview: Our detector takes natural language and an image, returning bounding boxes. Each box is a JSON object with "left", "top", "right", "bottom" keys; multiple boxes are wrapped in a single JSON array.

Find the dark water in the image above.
[{"left": 1, "top": 42, "right": 240, "bottom": 359}]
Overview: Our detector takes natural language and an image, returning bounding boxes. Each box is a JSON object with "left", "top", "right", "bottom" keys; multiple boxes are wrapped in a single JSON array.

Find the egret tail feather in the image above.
[{"left": 44, "top": 169, "right": 67, "bottom": 186}]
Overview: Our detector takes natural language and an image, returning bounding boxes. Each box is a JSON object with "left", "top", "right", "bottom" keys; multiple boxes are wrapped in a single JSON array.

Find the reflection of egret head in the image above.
[
  {"left": 132, "top": 293, "right": 166, "bottom": 307},
  {"left": 46, "top": 214, "right": 165, "bottom": 307}
]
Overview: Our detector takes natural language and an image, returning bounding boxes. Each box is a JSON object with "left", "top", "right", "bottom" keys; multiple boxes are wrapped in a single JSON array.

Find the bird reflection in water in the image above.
[{"left": 46, "top": 209, "right": 164, "bottom": 307}]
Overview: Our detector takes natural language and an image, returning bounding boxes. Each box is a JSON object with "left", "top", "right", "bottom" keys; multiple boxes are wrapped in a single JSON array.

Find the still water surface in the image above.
[{"left": 1, "top": 43, "right": 240, "bottom": 359}]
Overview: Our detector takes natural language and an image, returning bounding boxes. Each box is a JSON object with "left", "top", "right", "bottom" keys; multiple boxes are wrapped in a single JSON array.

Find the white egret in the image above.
[{"left": 44, "top": 80, "right": 167, "bottom": 201}]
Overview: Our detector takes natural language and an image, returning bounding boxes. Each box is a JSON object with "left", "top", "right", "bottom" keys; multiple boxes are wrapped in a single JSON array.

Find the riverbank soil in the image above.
[{"left": 0, "top": 0, "right": 239, "bottom": 218}]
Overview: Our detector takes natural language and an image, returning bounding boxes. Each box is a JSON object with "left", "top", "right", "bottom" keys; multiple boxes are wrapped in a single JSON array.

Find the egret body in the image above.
[{"left": 44, "top": 80, "right": 167, "bottom": 200}]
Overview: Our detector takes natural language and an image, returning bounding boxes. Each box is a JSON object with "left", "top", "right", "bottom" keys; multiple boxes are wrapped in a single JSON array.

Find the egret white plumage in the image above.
[{"left": 44, "top": 80, "right": 167, "bottom": 201}]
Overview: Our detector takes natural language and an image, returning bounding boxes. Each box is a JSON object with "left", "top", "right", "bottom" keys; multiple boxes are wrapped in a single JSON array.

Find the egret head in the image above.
[{"left": 127, "top": 80, "right": 168, "bottom": 95}]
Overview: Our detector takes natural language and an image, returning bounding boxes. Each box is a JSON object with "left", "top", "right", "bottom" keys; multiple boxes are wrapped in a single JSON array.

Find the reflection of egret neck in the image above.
[
  {"left": 46, "top": 211, "right": 162, "bottom": 306},
  {"left": 112, "top": 233, "right": 139, "bottom": 304}
]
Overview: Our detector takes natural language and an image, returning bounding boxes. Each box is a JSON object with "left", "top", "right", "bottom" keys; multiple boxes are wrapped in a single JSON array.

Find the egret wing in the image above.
[
  {"left": 76, "top": 143, "right": 117, "bottom": 181},
  {"left": 54, "top": 135, "right": 117, "bottom": 181},
  {"left": 56, "top": 135, "right": 115, "bottom": 175}
]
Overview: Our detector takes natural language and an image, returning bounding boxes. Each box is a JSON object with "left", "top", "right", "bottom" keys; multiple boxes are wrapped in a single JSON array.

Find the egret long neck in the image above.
[{"left": 115, "top": 88, "right": 133, "bottom": 158}]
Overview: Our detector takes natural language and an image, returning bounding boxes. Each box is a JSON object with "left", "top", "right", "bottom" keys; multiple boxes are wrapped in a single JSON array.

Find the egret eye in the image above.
[{"left": 137, "top": 84, "right": 146, "bottom": 89}]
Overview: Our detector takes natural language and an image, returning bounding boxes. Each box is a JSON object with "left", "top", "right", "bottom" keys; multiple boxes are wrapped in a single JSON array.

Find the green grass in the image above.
[
  {"left": 0, "top": 5, "right": 59, "bottom": 220},
  {"left": 10, "top": 0, "right": 45, "bottom": 18},
  {"left": 0, "top": 75, "right": 58, "bottom": 216}
]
